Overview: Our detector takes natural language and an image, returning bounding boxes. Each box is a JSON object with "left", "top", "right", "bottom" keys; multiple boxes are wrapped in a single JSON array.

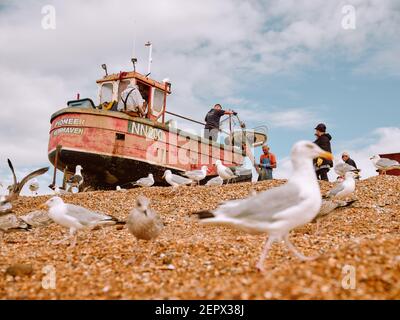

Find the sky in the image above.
[{"left": 0, "top": 0, "right": 399, "bottom": 195}]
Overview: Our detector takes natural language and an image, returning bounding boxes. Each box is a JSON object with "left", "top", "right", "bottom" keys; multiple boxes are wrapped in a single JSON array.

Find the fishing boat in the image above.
[{"left": 47, "top": 48, "right": 267, "bottom": 189}]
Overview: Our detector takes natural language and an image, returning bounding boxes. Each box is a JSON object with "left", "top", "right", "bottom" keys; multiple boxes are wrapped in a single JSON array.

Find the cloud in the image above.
[
  {"left": 239, "top": 107, "right": 321, "bottom": 130},
  {"left": 0, "top": 0, "right": 399, "bottom": 193}
]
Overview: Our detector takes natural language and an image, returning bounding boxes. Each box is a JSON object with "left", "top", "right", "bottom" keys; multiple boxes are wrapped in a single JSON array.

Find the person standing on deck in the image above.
[
  {"left": 117, "top": 83, "right": 147, "bottom": 117},
  {"left": 258, "top": 145, "right": 277, "bottom": 180},
  {"left": 203, "top": 104, "right": 236, "bottom": 142}
]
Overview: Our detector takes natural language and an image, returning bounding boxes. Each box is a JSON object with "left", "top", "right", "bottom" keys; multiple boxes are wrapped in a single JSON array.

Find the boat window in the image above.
[
  {"left": 100, "top": 83, "right": 113, "bottom": 103},
  {"left": 153, "top": 88, "right": 164, "bottom": 113}
]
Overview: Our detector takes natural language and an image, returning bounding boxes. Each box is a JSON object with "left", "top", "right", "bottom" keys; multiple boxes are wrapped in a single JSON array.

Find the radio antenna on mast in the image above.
[
  {"left": 145, "top": 41, "right": 152, "bottom": 77},
  {"left": 131, "top": 19, "right": 137, "bottom": 72}
]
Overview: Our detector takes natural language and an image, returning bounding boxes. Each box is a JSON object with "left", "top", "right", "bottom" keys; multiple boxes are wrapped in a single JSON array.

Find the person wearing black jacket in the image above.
[
  {"left": 342, "top": 152, "right": 358, "bottom": 169},
  {"left": 313, "top": 123, "right": 333, "bottom": 181},
  {"left": 204, "top": 104, "right": 236, "bottom": 142}
]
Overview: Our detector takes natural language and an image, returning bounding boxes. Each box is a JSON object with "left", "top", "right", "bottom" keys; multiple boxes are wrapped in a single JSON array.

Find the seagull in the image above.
[
  {"left": 370, "top": 155, "right": 400, "bottom": 175},
  {"left": 28, "top": 178, "right": 39, "bottom": 196},
  {"left": 20, "top": 210, "right": 53, "bottom": 227},
  {"left": 215, "top": 160, "right": 237, "bottom": 184},
  {"left": 127, "top": 196, "right": 164, "bottom": 241},
  {"left": 194, "top": 141, "right": 333, "bottom": 271},
  {"left": 325, "top": 171, "right": 356, "bottom": 199},
  {"left": 163, "top": 170, "right": 193, "bottom": 188},
  {"left": 334, "top": 163, "right": 357, "bottom": 177},
  {"left": 4, "top": 159, "right": 48, "bottom": 203},
  {"left": 67, "top": 165, "right": 84, "bottom": 192},
  {"left": 182, "top": 166, "right": 208, "bottom": 185},
  {"left": 205, "top": 176, "right": 224, "bottom": 186},
  {"left": 0, "top": 196, "right": 12, "bottom": 214},
  {"left": 312, "top": 199, "right": 357, "bottom": 233},
  {"left": 116, "top": 186, "right": 126, "bottom": 192},
  {"left": 40, "top": 196, "right": 123, "bottom": 246},
  {"left": 126, "top": 196, "right": 164, "bottom": 264},
  {"left": 133, "top": 174, "right": 154, "bottom": 187},
  {"left": 314, "top": 199, "right": 357, "bottom": 221},
  {"left": 0, "top": 213, "right": 31, "bottom": 244}
]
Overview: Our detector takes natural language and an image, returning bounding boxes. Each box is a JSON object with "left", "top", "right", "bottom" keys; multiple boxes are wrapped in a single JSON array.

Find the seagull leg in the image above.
[
  {"left": 284, "top": 234, "right": 318, "bottom": 261},
  {"left": 256, "top": 236, "right": 275, "bottom": 272},
  {"left": 70, "top": 229, "right": 78, "bottom": 247}
]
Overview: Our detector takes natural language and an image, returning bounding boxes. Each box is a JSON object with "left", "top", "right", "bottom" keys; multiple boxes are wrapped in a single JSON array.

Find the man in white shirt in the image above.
[{"left": 117, "top": 83, "right": 147, "bottom": 116}]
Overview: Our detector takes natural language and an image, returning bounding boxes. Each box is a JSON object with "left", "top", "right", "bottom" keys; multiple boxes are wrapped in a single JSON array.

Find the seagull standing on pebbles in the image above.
[
  {"left": 28, "top": 178, "right": 39, "bottom": 196},
  {"left": 163, "top": 170, "right": 192, "bottom": 188},
  {"left": 126, "top": 196, "right": 164, "bottom": 264},
  {"left": 182, "top": 166, "right": 208, "bottom": 185},
  {"left": 127, "top": 196, "right": 164, "bottom": 241},
  {"left": 133, "top": 174, "right": 154, "bottom": 187},
  {"left": 370, "top": 155, "right": 400, "bottom": 175},
  {"left": 195, "top": 141, "right": 333, "bottom": 271},
  {"left": 67, "top": 165, "right": 84, "bottom": 192},
  {"left": 215, "top": 160, "right": 237, "bottom": 184},
  {"left": 325, "top": 171, "right": 356, "bottom": 199},
  {"left": 40, "top": 196, "right": 123, "bottom": 246},
  {"left": 205, "top": 176, "right": 224, "bottom": 186}
]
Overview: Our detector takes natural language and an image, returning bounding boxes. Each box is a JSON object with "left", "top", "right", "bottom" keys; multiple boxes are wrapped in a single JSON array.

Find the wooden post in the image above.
[{"left": 50, "top": 145, "right": 62, "bottom": 188}]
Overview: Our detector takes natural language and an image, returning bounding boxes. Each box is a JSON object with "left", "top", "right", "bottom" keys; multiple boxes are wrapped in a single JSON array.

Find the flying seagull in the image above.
[
  {"left": 370, "top": 155, "right": 400, "bottom": 175},
  {"left": 215, "top": 160, "right": 237, "bottom": 184},
  {"left": 194, "top": 141, "right": 333, "bottom": 271},
  {"left": 182, "top": 166, "right": 208, "bottom": 185},
  {"left": 40, "top": 196, "right": 124, "bottom": 246},
  {"left": 4, "top": 159, "right": 49, "bottom": 204}
]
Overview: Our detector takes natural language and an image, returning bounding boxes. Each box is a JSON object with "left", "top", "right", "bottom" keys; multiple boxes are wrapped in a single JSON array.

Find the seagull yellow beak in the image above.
[{"left": 319, "top": 151, "right": 333, "bottom": 161}]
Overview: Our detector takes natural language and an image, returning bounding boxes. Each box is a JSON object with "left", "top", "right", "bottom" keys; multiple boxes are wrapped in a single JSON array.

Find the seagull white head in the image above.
[
  {"left": 370, "top": 155, "right": 380, "bottom": 161},
  {"left": 215, "top": 160, "right": 222, "bottom": 167},
  {"left": 75, "top": 165, "right": 83, "bottom": 173},
  {"left": 201, "top": 165, "right": 209, "bottom": 173},
  {"left": 136, "top": 195, "right": 150, "bottom": 215},
  {"left": 148, "top": 173, "right": 153, "bottom": 178},
  {"left": 42, "top": 196, "right": 64, "bottom": 209},
  {"left": 162, "top": 170, "right": 172, "bottom": 179}
]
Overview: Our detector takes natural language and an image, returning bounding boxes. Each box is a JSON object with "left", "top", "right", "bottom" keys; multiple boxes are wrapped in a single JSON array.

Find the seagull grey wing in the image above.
[
  {"left": 213, "top": 182, "right": 302, "bottom": 223},
  {"left": 334, "top": 163, "right": 355, "bottom": 175},
  {"left": 316, "top": 200, "right": 339, "bottom": 218},
  {"left": 327, "top": 183, "right": 345, "bottom": 197},
  {"left": 0, "top": 214, "right": 29, "bottom": 232},
  {"left": 183, "top": 170, "right": 202, "bottom": 177},
  {"left": 68, "top": 175, "right": 83, "bottom": 184},
  {"left": 376, "top": 158, "right": 400, "bottom": 168},
  {"left": 65, "top": 204, "right": 112, "bottom": 226},
  {"left": 171, "top": 174, "right": 192, "bottom": 185},
  {"left": 223, "top": 166, "right": 235, "bottom": 177},
  {"left": 20, "top": 210, "right": 52, "bottom": 227}
]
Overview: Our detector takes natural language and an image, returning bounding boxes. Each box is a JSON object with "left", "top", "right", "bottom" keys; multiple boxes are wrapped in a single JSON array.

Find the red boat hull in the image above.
[{"left": 48, "top": 108, "right": 245, "bottom": 187}]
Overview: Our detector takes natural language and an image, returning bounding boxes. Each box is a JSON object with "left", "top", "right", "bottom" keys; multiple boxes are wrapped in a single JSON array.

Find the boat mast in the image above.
[{"left": 145, "top": 41, "right": 152, "bottom": 77}]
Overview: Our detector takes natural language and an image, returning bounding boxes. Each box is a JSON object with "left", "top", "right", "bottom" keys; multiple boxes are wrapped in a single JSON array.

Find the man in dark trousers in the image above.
[
  {"left": 204, "top": 104, "right": 236, "bottom": 142},
  {"left": 313, "top": 123, "right": 333, "bottom": 181}
]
